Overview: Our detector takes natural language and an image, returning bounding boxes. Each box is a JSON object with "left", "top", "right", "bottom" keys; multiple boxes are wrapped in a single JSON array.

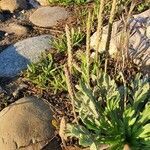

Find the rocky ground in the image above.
[
  {"left": 0, "top": 0, "right": 71, "bottom": 149},
  {"left": 0, "top": 0, "right": 149, "bottom": 150}
]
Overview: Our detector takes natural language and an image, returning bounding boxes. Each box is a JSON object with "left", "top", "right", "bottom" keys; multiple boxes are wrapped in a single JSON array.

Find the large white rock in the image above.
[
  {"left": 90, "top": 9, "right": 150, "bottom": 66},
  {"left": 0, "top": 0, "right": 27, "bottom": 13},
  {"left": 0, "top": 35, "right": 52, "bottom": 77},
  {"left": 29, "top": 6, "right": 69, "bottom": 28},
  {"left": 0, "top": 97, "right": 54, "bottom": 150}
]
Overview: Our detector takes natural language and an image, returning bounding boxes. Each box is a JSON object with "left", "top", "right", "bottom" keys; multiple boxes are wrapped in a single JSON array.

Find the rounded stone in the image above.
[
  {"left": 0, "top": 35, "right": 52, "bottom": 77},
  {"left": 29, "top": 6, "right": 69, "bottom": 28},
  {"left": 0, "top": 97, "right": 55, "bottom": 150},
  {"left": 3, "top": 23, "right": 28, "bottom": 36},
  {"left": 0, "top": 0, "right": 27, "bottom": 13}
]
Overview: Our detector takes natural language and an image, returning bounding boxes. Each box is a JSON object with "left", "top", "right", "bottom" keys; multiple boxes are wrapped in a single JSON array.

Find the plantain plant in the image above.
[
  {"left": 25, "top": 53, "right": 67, "bottom": 94},
  {"left": 61, "top": 0, "right": 150, "bottom": 149},
  {"left": 52, "top": 28, "right": 85, "bottom": 53},
  {"left": 65, "top": 72, "right": 150, "bottom": 150}
]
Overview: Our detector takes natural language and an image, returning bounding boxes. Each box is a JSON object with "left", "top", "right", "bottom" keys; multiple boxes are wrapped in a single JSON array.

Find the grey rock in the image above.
[
  {"left": 90, "top": 9, "right": 150, "bottom": 67},
  {"left": 0, "top": 97, "right": 54, "bottom": 150},
  {"left": 129, "top": 14, "right": 150, "bottom": 66},
  {"left": 29, "top": 6, "right": 69, "bottom": 28},
  {"left": 0, "top": 35, "right": 52, "bottom": 77},
  {"left": 29, "top": 0, "right": 40, "bottom": 8}
]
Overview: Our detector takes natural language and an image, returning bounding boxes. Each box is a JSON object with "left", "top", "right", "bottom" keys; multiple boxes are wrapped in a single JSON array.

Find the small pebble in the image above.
[
  {"left": 5, "top": 33, "right": 8, "bottom": 36},
  {"left": 13, "top": 15, "right": 16, "bottom": 18},
  {"left": 21, "top": 10, "right": 25, "bottom": 14}
]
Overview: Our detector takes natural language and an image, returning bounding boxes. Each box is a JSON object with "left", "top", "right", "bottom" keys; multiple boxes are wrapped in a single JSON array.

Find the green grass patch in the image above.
[{"left": 25, "top": 53, "right": 67, "bottom": 94}]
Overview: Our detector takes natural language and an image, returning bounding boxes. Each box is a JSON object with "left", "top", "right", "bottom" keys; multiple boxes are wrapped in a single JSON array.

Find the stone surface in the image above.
[
  {"left": 36, "top": 0, "right": 50, "bottom": 6},
  {"left": 0, "top": 0, "right": 27, "bottom": 13},
  {"left": 0, "top": 13, "right": 4, "bottom": 21},
  {"left": 1, "top": 23, "right": 28, "bottom": 36},
  {"left": 29, "top": 6, "right": 69, "bottom": 28},
  {"left": 29, "top": 0, "right": 40, "bottom": 8},
  {"left": 0, "top": 97, "right": 54, "bottom": 150},
  {"left": 0, "top": 35, "right": 52, "bottom": 77},
  {"left": 90, "top": 9, "right": 150, "bottom": 66}
]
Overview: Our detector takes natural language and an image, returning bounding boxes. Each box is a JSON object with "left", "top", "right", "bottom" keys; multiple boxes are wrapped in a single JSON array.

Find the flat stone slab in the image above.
[
  {"left": 0, "top": 35, "right": 52, "bottom": 77},
  {"left": 0, "top": 97, "right": 54, "bottom": 150},
  {"left": 29, "top": 6, "right": 69, "bottom": 28}
]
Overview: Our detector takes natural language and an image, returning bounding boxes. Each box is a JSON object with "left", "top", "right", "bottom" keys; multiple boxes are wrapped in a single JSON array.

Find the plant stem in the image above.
[
  {"left": 123, "top": 1, "right": 136, "bottom": 63},
  {"left": 120, "top": 72, "right": 127, "bottom": 111},
  {"left": 105, "top": 0, "right": 117, "bottom": 53},
  {"left": 95, "top": 0, "right": 105, "bottom": 63},
  {"left": 73, "top": 60, "right": 82, "bottom": 73},
  {"left": 64, "top": 65, "right": 78, "bottom": 124},
  {"left": 65, "top": 25, "right": 73, "bottom": 74},
  {"left": 105, "top": 0, "right": 117, "bottom": 74},
  {"left": 86, "top": 11, "right": 91, "bottom": 85}
]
